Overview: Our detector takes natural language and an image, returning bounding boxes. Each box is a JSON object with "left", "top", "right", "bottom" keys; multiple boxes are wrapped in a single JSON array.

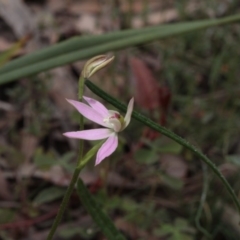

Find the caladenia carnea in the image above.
[
  {"left": 47, "top": 55, "right": 122, "bottom": 240},
  {"left": 63, "top": 96, "right": 134, "bottom": 165}
]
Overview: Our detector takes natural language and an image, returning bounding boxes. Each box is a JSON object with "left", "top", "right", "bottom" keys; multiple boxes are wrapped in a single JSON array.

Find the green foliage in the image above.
[
  {"left": 135, "top": 138, "right": 182, "bottom": 164},
  {"left": 57, "top": 152, "right": 76, "bottom": 173},
  {"left": 151, "top": 138, "right": 183, "bottom": 154},
  {"left": 159, "top": 172, "right": 184, "bottom": 190},
  {"left": 134, "top": 149, "right": 159, "bottom": 164},
  {"left": 6, "top": 75, "right": 52, "bottom": 137},
  {"left": 104, "top": 196, "right": 165, "bottom": 230},
  {"left": 1, "top": 14, "right": 240, "bottom": 84},
  {"left": 0, "top": 145, "right": 24, "bottom": 168},
  {"left": 77, "top": 179, "right": 127, "bottom": 240},
  {"left": 154, "top": 218, "right": 195, "bottom": 240},
  {"left": 33, "top": 148, "right": 76, "bottom": 171},
  {"left": 33, "top": 187, "right": 65, "bottom": 205},
  {"left": 85, "top": 79, "right": 240, "bottom": 214},
  {"left": 33, "top": 148, "right": 56, "bottom": 170},
  {"left": 227, "top": 155, "right": 240, "bottom": 167},
  {"left": 161, "top": 25, "right": 240, "bottom": 155},
  {"left": 59, "top": 225, "right": 96, "bottom": 239},
  {"left": 0, "top": 209, "right": 15, "bottom": 224}
]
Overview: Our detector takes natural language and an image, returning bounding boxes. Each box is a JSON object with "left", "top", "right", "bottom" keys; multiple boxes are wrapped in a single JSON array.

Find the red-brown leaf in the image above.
[{"left": 129, "top": 57, "right": 160, "bottom": 110}]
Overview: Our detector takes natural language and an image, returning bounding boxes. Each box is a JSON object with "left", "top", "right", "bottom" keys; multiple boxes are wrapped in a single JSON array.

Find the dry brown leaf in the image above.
[
  {"left": 46, "top": 0, "right": 68, "bottom": 12},
  {"left": 49, "top": 67, "right": 77, "bottom": 113},
  {"left": 0, "top": 100, "right": 14, "bottom": 111},
  {"left": 218, "top": 163, "right": 239, "bottom": 177},
  {"left": 17, "top": 164, "right": 137, "bottom": 189},
  {"left": 120, "top": 1, "right": 160, "bottom": 14},
  {"left": 129, "top": 57, "right": 160, "bottom": 110},
  {"left": 17, "top": 164, "right": 71, "bottom": 186},
  {"left": 222, "top": 205, "right": 240, "bottom": 235},
  {"left": 107, "top": 171, "right": 138, "bottom": 188},
  {"left": 0, "top": 38, "right": 13, "bottom": 51},
  {"left": 20, "top": 132, "right": 39, "bottom": 163},
  {"left": 160, "top": 154, "right": 188, "bottom": 179},
  {"left": 0, "top": 0, "right": 36, "bottom": 38},
  {"left": 75, "top": 14, "right": 101, "bottom": 34},
  {"left": 79, "top": 170, "right": 99, "bottom": 185},
  {"left": 132, "top": 2, "right": 201, "bottom": 28},
  {"left": 68, "top": 1, "right": 102, "bottom": 14},
  {"left": 115, "top": 217, "right": 159, "bottom": 240},
  {"left": 2, "top": 111, "right": 21, "bottom": 132}
]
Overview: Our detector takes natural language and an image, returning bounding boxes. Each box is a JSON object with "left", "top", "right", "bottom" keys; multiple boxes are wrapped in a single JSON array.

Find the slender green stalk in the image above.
[
  {"left": 85, "top": 79, "right": 240, "bottom": 214},
  {"left": 77, "top": 75, "right": 85, "bottom": 165},
  {"left": 46, "top": 141, "right": 104, "bottom": 240},
  {"left": 46, "top": 166, "right": 82, "bottom": 240},
  {"left": 47, "top": 75, "right": 86, "bottom": 240}
]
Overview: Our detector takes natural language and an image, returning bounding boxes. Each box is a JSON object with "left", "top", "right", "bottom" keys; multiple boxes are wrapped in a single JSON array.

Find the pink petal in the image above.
[
  {"left": 66, "top": 99, "right": 108, "bottom": 127},
  {"left": 63, "top": 128, "right": 113, "bottom": 140},
  {"left": 95, "top": 134, "right": 118, "bottom": 165},
  {"left": 123, "top": 98, "right": 134, "bottom": 130},
  {"left": 83, "top": 96, "right": 108, "bottom": 117}
]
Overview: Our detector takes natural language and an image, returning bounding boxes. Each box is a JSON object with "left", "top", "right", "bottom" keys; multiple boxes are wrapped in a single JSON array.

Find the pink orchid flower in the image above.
[{"left": 63, "top": 96, "right": 134, "bottom": 165}]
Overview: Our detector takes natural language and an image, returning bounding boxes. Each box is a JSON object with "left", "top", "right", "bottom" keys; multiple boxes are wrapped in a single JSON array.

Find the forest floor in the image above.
[{"left": 0, "top": 1, "right": 240, "bottom": 239}]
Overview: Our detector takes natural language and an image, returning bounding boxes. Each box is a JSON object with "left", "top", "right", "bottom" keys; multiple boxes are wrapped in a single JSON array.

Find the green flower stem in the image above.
[
  {"left": 85, "top": 79, "right": 240, "bottom": 214},
  {"left": 47, "top": 141, "right": 104, "bottom": 240},
  {"left": 78, "top": 75, "right": 85, "bottom": 108},
  {"left": 47, "top": 75, "right": 87, "bottom": 240},
  {"left": 78, "top": 75, "right": 85, "bottom": 165},
  {"left": 46, "top": 167, "right": 82, "bottom": 240}
]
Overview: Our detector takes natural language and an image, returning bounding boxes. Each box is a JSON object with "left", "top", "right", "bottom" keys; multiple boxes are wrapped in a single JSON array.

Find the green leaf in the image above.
[
  {"left": 0, "top": 209, "right": 16, "bottom": 224},
  {"left": 159, "top": 172, "right": 184, "bottom": 190},
  {"left": 0, "top": 25, "right": 165, "bottom": 75},
  {"left": 33, "top": 148, "right": 56, "bottom": 170},
  {"left": 58, "top": 225, "right": 96, "bottom": 239},
  {"left": 77, "top": 179, "right": 127, "bottom": 240},
  {"left": 134, "top": 149, "right": 158, "bottom": 164},
  {"left": 151, "top": 138, "right": 183, "bottom": 154},
  {"left": 33, "top": 187, "right": 65, "bottom": 205},
  {"left": 1, "top": 14, "right": 240, "bottom": 84},
  {"left": 58, "top": 151, "right": 76, "bottom": 173},
  {"left": 85, "top": 79, "right": 240, "bottom": 215},
  {"left": 154, "top": 218, "right": 194, "bottom": 240}
]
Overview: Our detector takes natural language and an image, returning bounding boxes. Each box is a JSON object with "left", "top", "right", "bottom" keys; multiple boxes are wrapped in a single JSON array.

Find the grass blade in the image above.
[
  {"left": 1, "top": 14, "right": 240, "bottom": 85},
  {"left": 0, "top": 25, "right": 167, "bottom": 75}
]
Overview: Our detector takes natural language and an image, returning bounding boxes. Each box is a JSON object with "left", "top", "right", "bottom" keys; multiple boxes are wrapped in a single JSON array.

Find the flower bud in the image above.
[{"left": 82, "top": 55, "right": 114, "bottom": 78}]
